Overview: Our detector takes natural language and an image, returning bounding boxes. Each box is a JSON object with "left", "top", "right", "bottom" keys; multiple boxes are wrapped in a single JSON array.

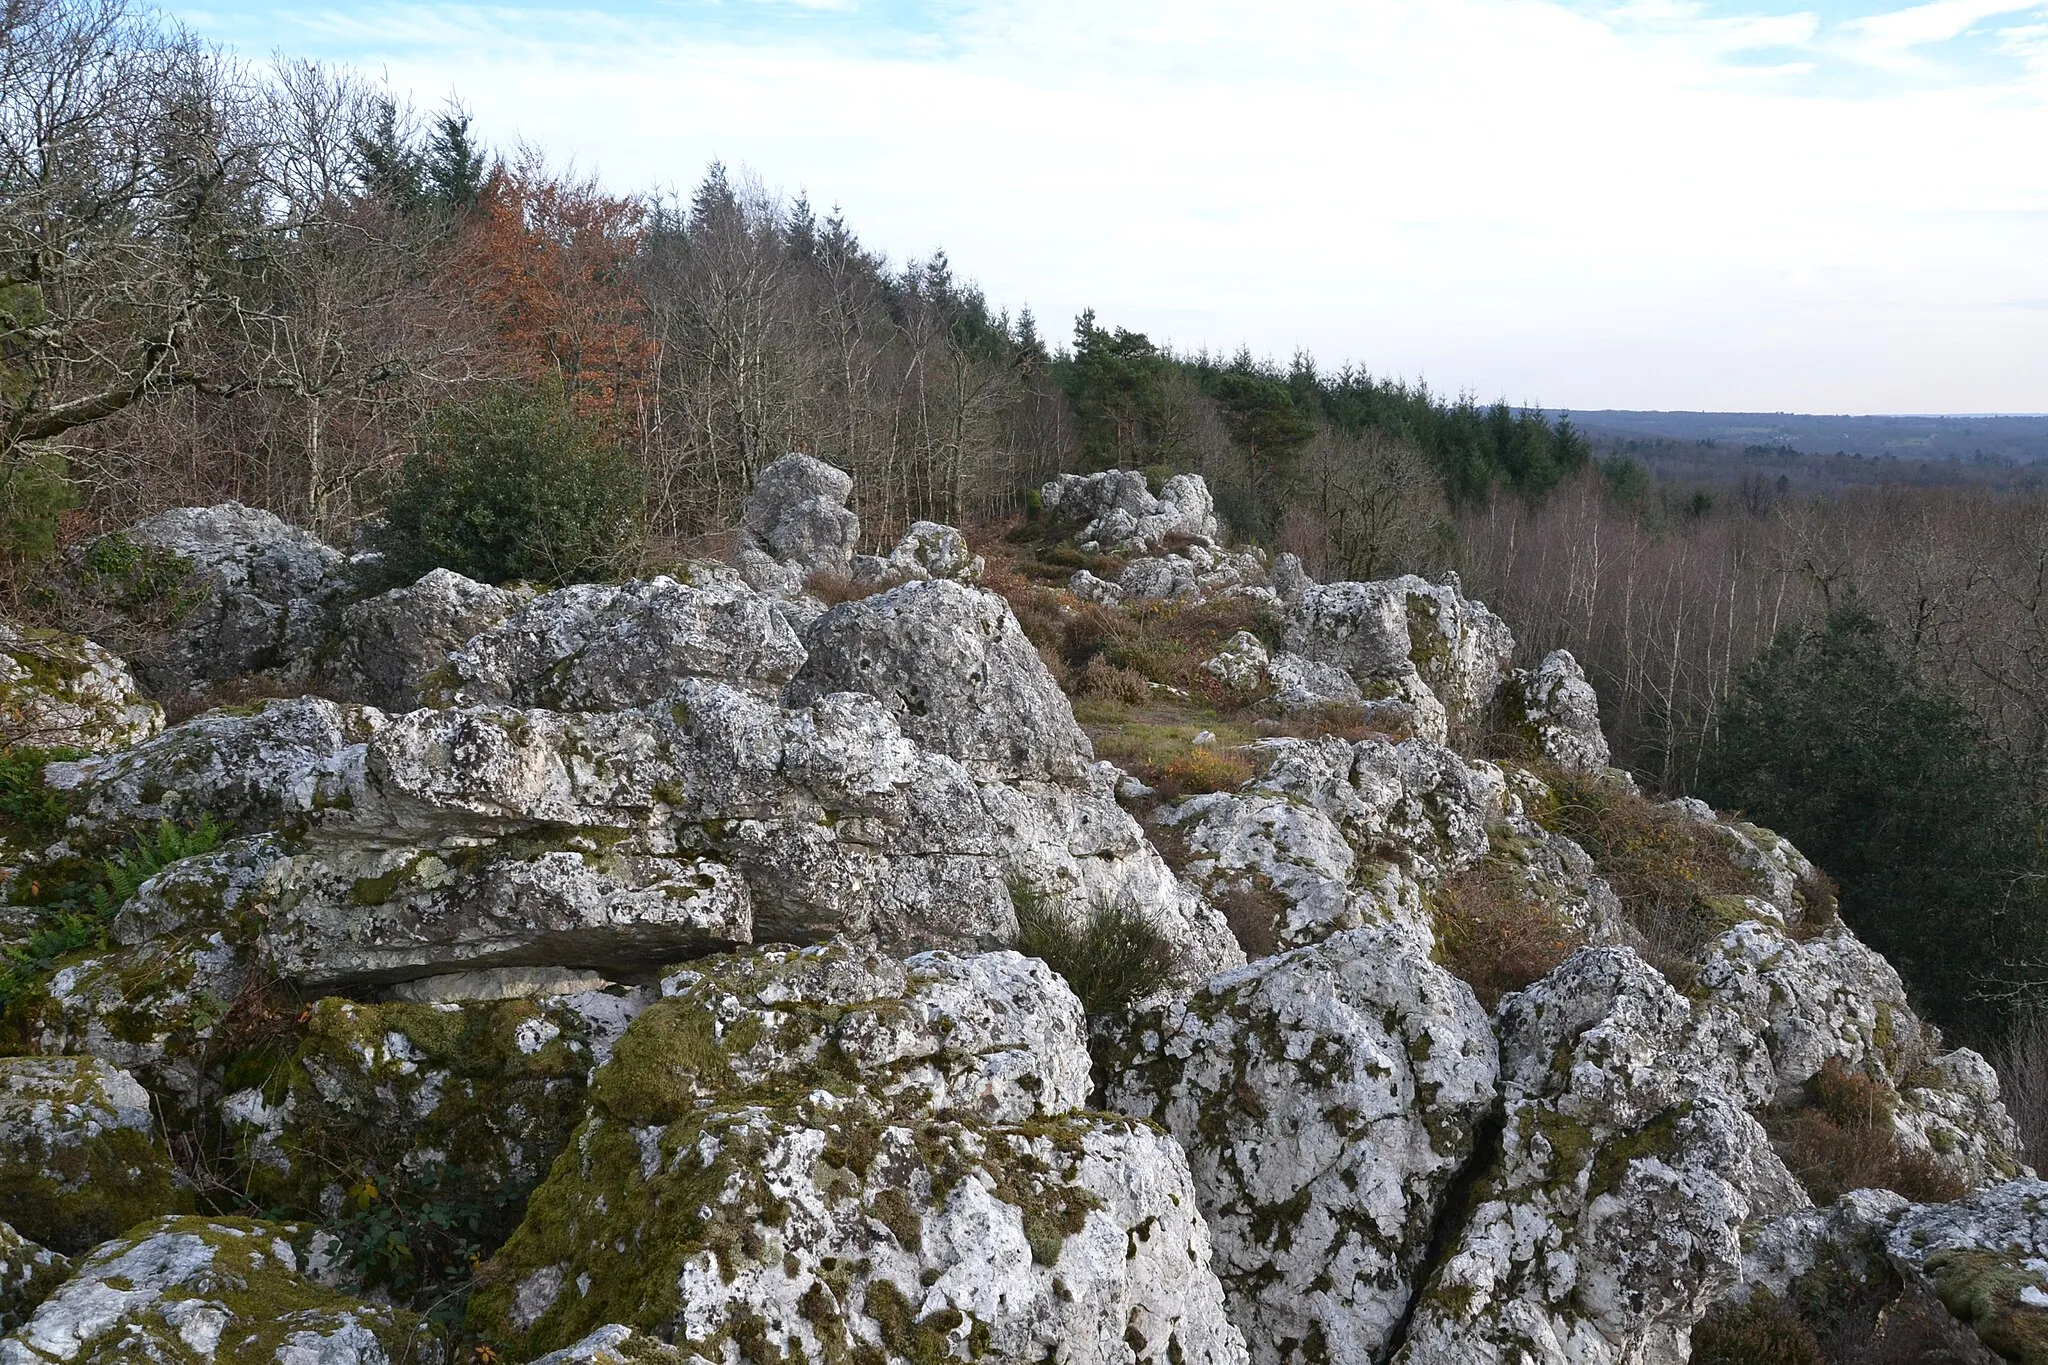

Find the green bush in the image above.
[
  {"left": 367, "top": 382, "right": 641, "bottom": 589},
  {"left": 1011, "top": 885, "right": 1181, "bottom": 1015}
]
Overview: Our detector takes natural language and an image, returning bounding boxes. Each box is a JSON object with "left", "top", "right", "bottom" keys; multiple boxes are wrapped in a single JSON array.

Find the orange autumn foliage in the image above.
[{"left": 451, "top": 154, "right": 654, "bottom": 425}]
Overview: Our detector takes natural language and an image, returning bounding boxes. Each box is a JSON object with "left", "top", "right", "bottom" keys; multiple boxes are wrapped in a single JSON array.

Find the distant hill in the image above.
[{"left": 1555, "top": 411, "right": 2048, "bottom": 464}]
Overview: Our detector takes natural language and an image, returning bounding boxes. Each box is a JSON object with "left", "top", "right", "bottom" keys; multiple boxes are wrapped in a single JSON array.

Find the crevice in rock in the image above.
[{"left": 1382, "top": 1091, "right": 1507, "bottom": 1362}]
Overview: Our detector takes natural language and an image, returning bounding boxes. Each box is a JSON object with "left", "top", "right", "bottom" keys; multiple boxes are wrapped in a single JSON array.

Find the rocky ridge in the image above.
[{"left": 0, "top": 461, "right": 2036, "bottom": 1363}]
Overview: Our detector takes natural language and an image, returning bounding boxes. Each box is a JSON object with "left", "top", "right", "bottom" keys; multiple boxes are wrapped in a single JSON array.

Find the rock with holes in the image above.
[
  {"left": 1396, "top": 947, "right": 1808, "bottom": 1365},
  {"left": 1104, "top": 926, "right": 1499, "bottom": 1365},
  {"left": 469, "top": 942, "right": 1247, "bottom": 1365},
  {"left": 0, "top": 1225, "right": 66, "bottom": 1336},
  {"left": 0, "top": 1214, "right": 435, "bottom": 1364},
  {"left": 787, "top": 578, "right": 1094, "bottom": 783},
  {"left": 60, "top": 503, "right": 349, "bottom": 699},
  {"left": 882, "top": 521, "right": 983, "bottom": 583},
  {"left": 1504, "top": 649, "right": 1609, "bottom": 775},
  {"left": 741, "top": 453, "right": 860, "bottom": 580},
  {"left": 318, "top": 567, "right": 525, "bottom": 711},
  {"left": 42, "top": 696, "right": 382, "bottom": 842},
  {"left": 0, "top": 1056, "right": 182, "bottom": 1255},
  {"left": 0, "top": 624, "right": 160, "bottom": 754},
  {"left": 1199, "top": 631, "right": 1271, "bottom": 692},
  {"left": 11, "top": 836, "right": 284, "bottom": 1123},
  {"left": 1041, "top": 470, "right": 1222, "bottom": 554},
  {"left": 434, "top": 575, "right": 807, "bottom": 709},
  {"left": 220, "top": 991, "right": 641, "bottom": 1249}
]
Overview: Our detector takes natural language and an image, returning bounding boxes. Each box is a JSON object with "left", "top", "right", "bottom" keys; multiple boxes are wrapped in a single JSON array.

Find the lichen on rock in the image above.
[{"left": 0, "top": 1055, "right": 183, "bottom": 1255}]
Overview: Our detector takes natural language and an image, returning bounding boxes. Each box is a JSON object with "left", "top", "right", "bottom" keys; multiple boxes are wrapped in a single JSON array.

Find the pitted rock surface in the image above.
[
  {"left": 1041, "top": 469, "right": 1221, "bottom": 554},
  {"left": 470, "top": 942, "right": 1249, "bottom": 1365},
  {"left": 1105, "top": 926, "right": 1499, "bottom": 1365},
  {"left": 740, "top": 453, "right": 860, "bottom": 580}
]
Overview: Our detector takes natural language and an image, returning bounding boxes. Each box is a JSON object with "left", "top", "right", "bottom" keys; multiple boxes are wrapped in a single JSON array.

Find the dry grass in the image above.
[
  {"left": 162, "top": 672, "right": 302, "bottom": 725},
  {"left": 1540, "top": 768, "right": 1769, "bottom": 984},
  {"left": 1431, "top": 857, "right": 1584, "bottom": 1011},
  {"left": 805, "top": 573, "right": 904, "bottom": 607},
  {"left": 1790, "top": 868, "right": 1843, "bottom": 942},
  {"left": 1765, "top": 1058, "right": 1970, "bottom": 1206},
  {"left": 1214, "top": 882, "right": 1288, "bottom": 960},
  {"left": 1011, "top": 887, "right": 1183, "bottom": 1016},
  {"left": 1154, "top": 747, "right": 1255, "bottom": 800},
  {"left": 1078, "top": 657, "right": 1152, "bottom": 705}
]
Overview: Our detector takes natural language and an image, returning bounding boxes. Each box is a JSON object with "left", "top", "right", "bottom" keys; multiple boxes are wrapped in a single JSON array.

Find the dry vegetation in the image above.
[
  {"left": 1430, "top": 857, "right": 1582, "bottom": 1011},
  {"left": 1762, "top": 1058, "right": 1970, "bottom": 1207}
]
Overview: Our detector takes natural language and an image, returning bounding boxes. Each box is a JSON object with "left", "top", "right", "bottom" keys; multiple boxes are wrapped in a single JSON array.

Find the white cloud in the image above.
[{"left": 190, "top": 0, "right": 2048, "bottom": 411}]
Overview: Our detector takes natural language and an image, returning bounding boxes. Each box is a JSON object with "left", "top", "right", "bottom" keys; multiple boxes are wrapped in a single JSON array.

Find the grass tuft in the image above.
[{"left": 1011, "top": 885, "right": 1183, "bottom": 1015}]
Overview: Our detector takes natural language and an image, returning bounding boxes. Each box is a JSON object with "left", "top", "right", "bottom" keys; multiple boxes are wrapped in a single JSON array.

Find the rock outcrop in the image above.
[
  {"left": 1105, "top": 926, "right": 1499, "bottom": 1365},
  {"left": 470, "top": 943, "right": 1249, "bottom": 1365},
  {"left": 0, "top": 1215, "right": 435, "bottom": 1364},
  {"left": 0, "top": 1056, "right": 181, "bottom": 1255},
  {"left": 0, "top": 480, "right": 2033, "bottom": 1365}
]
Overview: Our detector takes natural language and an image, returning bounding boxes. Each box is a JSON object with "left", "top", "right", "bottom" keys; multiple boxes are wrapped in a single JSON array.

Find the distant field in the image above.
[
  {"left": 1558, "top": 410, "right": 2048, "bottom": 463},
  {"left": 1550, "top": 410, "right": 2048, "bottom": 494}
]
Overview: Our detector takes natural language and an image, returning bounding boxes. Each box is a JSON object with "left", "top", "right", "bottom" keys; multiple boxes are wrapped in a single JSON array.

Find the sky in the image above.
[{"left": 171, "top": 0, "right": 2048, "bottom": 415}]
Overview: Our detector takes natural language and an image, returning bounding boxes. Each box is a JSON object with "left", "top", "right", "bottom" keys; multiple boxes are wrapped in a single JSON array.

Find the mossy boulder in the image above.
[
  {"left": 220, "top": 988, "right": 638, "bottom": 1295},
  {"left": 529, "top": 1323, "right": 703, "bottom": 1364},
  {"left": 0, "top": 1055, "right": 182, "bottom": 1255},
  {"left": 0, "top": 624, "right": 160, "bottom": 755},
  {"left": 0, "top": 1222, "right": 67, "bottom": 1335},
  {"left": 468, "top": 942, "right": 1246, "bottom": 1365},
  {"left": 0, "top": 1214, "right": 440, "bottom": 1363}
]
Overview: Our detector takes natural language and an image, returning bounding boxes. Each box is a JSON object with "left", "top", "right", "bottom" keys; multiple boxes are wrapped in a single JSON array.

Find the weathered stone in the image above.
[
  {"left": 1269, "top": 551, "right": 1312, "bottom": 603},
  {"left": 385, "top": 966, "right": 617, "bottom": 1003},
  {"left": 0, "top": 1224, "right": 66, "bottom": 1336},
  {"left": 468, "top": 942, "right": 1248, "bottom": 1365},
  {"left": 1506, "top": 649, "right": 1610, "bottom": 774},
  {"left": 1286, "top": 576, "right": 1514, "bottom": 738},
  {"left": 44, "top": 696, "right": 381, "bottom": 841},
  {"left": 1886, "top": 1179, "right": 2048, "bottom": 1364},
  {"left": 1199, "top": 630, "right": 1271, "bottom": 691},
  {"left": 61, "top": 502, "right": 348, "bottom": 698},
  {"left": 0, "top": 1056, "right": 182, "bottom": 1255},
  {"left": 320, "top": 567, "right": 523, "bottom": 711},
  {"left": 1068, "top": 568, "right": 1124, "bottom": 605},
  {"left": 437, "top": 576, "right": 807, "bottom": 709},
  {"left": 1041, "top": 470, "right": 1221, "bottom": 554},
  {"left": 1106, "top": 927, "right": 1499, "bottom": 1365},
  {"left": 0, "top": 624, "right": 160, "bottom": 753},
  {"left": 0, "top": 1215, "right": 436, "bottom": 1364},
  {"left": 529, "top": 1324, "right": 700, "bottom": 1364},
  {"left": 1397, "top": 947, "right": 1808, "bottom": 1365},
  {"left": 15, "top": 836, "right": 284, "bottom": 1121},
  {"left": 882, "top": 520, "right": 983, "bottom": 583},
  {"left": 788, "top": 578, "right": 1095, "bottom": 783},
  {"left": 741, "top": 453, "right": 859, "bottom": 579}
]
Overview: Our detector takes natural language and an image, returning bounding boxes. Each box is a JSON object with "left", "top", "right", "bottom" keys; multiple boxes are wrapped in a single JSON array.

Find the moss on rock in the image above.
[{"left": 0, "top": 1055, "right": 182, "bottom": 1255}]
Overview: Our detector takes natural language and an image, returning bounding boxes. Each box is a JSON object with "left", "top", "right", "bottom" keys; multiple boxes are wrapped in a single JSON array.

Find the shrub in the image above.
[
  {"left": 367, "top": 382, "right": 641, "bottom": 589},
  {"left": 0, "top": 746, "right": 82, "bottom": 847},
  {"left": 1011, "top": 886, "right": 1182, "bottom": 1015},
  {"left": 806, "top": 574, "right": 899, "bottom": 607},
  {"left": 1079, "top": 657, "right": 1150, "bottom": 705},
  {"left": 1432, "top": 858, "right": 1583, "bottom": 1010},
  {"left": 1765, "top": 1058, "right": 1970, "bottom": 1206},
  {"left": 1155, "top": 747, "right": 1254, "bottom": 799}
]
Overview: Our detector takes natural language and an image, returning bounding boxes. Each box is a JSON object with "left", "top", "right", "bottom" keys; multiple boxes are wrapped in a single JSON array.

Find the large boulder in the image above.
[
  {"left": 60, "top": 503, "right": 347, "bottom": 698},
  {"left": 469, "top": 942, "right": 1248, "bottom": 1365},
  {"left": 740, "top": 453, "right": 860, "bottom": 581},
  {"left": 435, "top": 575, "right": 807, "bottom": 709},
  {"left": 1285, "top": 576, "right": 1515, "bottom": 741},
  {"left": 0, "top": 1056, "right": 182, "bottom": 1255},
  {"left": 0, "top": 1215, "right": 437, "bottom": 1364},
  {"left": 1883, "top": 1179, "right": 2048, "bottom": 1362},
  {"left": 788, "top": 578, "right": 1094, "bottom": 783},
  {"left": 43, "top": 695, "right": 381, "bottom": 843},
  {"left": 876, "top": 520, "right": 984, "bottom": 583},
  {"left": 1041, "top": 469, "right": 1220, "bottom": 554},
  {"left": 0, "top": 624, "right": 160, "bottom": 753},
  {"left": 1105, "top": 926, "right": 1500, "bottom": 1365},
  {"left": 1397, "top": 948, "right": 1808, "bottom": 1365},
  {"left": 1503, "top": 649, "right": 1609, "bottom": 774},
  {"left": 318, "top": 567, "right": 523, "bottom": 711}
]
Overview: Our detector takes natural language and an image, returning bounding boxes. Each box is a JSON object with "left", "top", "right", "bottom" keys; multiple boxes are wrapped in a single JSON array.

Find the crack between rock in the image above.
[{"left": 1381, "top": 1091, "right": 1507, "bottom": 1363}]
